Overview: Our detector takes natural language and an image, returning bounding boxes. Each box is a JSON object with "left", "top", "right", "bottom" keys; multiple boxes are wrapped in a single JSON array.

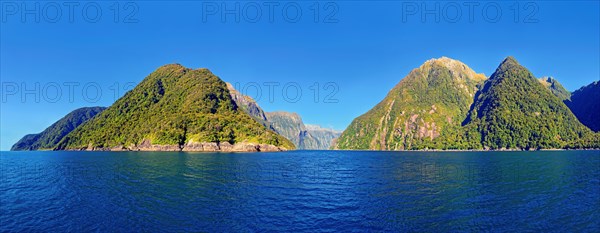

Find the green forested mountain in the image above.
[
  {"left": 566, "top": 81, "right": 600, "bottom": 132},
  {"left": 11, "top": 107, "right": 106, "bottom": 151},
  {"left": 335, "top": 57, "right": 487, "bottom": 150},
  {"left": 538, "top": 76, "right": 571, "bottom": 101},
  {"left": 463, "top": 57, "right": 597, "bottom": 149},
  {"left": 56, "top": 64, "right": 294, "bottom": 151}
]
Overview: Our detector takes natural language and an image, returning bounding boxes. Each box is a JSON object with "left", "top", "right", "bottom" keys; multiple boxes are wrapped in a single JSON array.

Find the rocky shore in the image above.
[{"left": 68, "top": 140, "right": 288, "bottom": 152}]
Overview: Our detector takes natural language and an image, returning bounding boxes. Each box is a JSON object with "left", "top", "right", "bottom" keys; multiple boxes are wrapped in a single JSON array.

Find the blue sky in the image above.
[{"left": 1, "top": 1, "right": 599, "bottom": 150}]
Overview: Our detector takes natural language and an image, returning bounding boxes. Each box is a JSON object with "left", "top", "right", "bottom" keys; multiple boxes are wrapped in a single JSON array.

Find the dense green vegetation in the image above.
[
  {"left": 11, "top": 107, "right": 105, "bottom": 150},
  {"left": 56, "top": 64, "right": 294, "bottom": 150},
  {"left": 335, "top": 57, "right": 486, "bottom": 150},
  {"left": 463, "top": 57, "right": 597, "bottom": 149},
  {"left": 335, "top": 57, "right": 599, "bottom": 150},
  {"left": 566, "top": 81, "right": 600, "bottom": 132}
]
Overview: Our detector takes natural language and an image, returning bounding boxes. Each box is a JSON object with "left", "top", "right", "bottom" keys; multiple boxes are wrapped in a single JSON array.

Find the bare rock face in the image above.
[
  {"left": 183, "top": 141, "right": 220, "bottom": 151},
  {"left": 225, "top": 82, "right": 269, "bottom": 125}
]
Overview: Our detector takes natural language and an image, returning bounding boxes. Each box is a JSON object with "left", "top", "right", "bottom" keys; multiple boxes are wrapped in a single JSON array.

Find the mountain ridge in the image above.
[
  {"left": 566, "top": 81, "right": 600, "bottom": 132},
  {"left": 11, "top": 107, "right": 106, "bottom": 151}
]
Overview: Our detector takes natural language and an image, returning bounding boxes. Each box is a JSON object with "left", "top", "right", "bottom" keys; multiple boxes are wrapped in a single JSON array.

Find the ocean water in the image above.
[{"left": 0, "top": 150, "right": 598, "bottom": 232}]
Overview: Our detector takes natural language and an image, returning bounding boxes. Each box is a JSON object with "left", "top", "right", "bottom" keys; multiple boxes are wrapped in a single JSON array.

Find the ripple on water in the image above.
[{"left": 0, "top": 150, "right": 599, "bottom": 232}]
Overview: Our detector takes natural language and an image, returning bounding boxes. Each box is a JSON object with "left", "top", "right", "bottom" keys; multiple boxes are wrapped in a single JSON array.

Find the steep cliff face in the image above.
[
  {"left": 225, "top": 82, "right": 269, "bottom": 126},
  {"left": 11, "top": 107, "right": 106, "bottom": 151},
  {"left": 303, "top": 124, "right": 342, "bottom": 150},
  {"left": 55, "top": 64, "right": 295, "bottom": 151},
  {"left": 335, "top": 57, "right": 486, "bottom": 150},
  {"left": 264, "top": 112, "right": 341, "bottom": 150},
  {"left": 226, "top": 85, "right": 341, "bottom": 150},
  {"left": 265, "top": 112, "right": 306, "bottom": 146}
]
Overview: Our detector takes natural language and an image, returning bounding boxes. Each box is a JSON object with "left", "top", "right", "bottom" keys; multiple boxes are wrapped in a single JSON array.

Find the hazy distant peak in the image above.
[
  {"left": 266, "top": 111, "right": 301, "bottom": 119},
  {"left": 304, "top": 124, "right": 342, "bottom": 133}
]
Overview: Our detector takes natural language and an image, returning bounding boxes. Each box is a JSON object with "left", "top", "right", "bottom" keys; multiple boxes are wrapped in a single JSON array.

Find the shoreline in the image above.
[{"left": 6, "top": 148, "right": 600, "bottom": 152}]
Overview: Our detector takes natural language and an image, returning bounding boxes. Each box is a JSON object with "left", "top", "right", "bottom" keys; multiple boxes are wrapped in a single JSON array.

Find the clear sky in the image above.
[{"left": 1, "top": 1, "right": 599, "bottom": 150}]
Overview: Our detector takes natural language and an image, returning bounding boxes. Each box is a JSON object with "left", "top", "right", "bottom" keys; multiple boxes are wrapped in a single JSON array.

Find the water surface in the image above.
[{"left": 1, "top": 150, "right": 599, "bottom": 232}]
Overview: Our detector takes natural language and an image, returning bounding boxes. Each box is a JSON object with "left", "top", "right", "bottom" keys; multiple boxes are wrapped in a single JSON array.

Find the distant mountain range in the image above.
[
  {"left": 226, "top": 83, "right": 341, "bottom": 150},
  {"left": 334, "top": 57, "right": 599, "bottom": 150},
  {"left": 11, "top": 58, "right": 599, "bottom": 151},
  {"left": 265, "top": 112, "right": 341, "bottom": 150}
]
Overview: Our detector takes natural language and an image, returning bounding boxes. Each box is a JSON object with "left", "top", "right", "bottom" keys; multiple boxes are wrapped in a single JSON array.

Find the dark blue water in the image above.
[{"left": 1, "top": 151, "right": 599, "bottom": 232}]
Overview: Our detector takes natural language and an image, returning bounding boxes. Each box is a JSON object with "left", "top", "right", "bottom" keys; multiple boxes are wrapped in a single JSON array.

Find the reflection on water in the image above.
[{"left": 1, "top": 150, "right": 599, "bottom": 231}]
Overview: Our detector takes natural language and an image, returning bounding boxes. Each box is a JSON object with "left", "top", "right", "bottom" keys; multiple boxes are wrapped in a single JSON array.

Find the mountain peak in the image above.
[
  {"left": 488, "top": 56, "right": 528, "bottom": 82},
  {"left": 157, "top": 63, "right": 185, "bottom": 70},
  {"left": 503, "top": 56, "right": 518, "bottom": 63},
  {"left": 424, "top": 56, "right": 460, "bottom": 67},
  {"left": 497, "top": 56, "right": 520, "bottom": 70},
  {"left": 419, "top": 57, "right": 486, "bottom": 82}
]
